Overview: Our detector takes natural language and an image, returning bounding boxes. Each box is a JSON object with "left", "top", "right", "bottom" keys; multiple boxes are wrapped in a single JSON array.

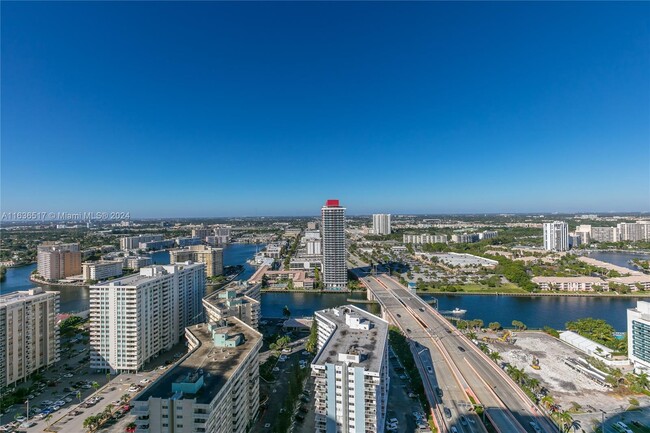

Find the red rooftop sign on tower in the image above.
[{"left": 325, "top": 199, "right": 340, "bottom": 207}]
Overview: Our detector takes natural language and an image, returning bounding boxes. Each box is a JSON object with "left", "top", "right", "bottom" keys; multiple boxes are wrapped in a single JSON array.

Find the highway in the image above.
[
  {"left": 362, "top": 273, "right": 556, "bottom": 433},
  {"left": 362, "top": 275, "right": 486, "bottom": 433}
]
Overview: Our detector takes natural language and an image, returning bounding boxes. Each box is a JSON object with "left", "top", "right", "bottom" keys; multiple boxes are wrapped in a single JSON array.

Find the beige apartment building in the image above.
[
  {"left": 37, "top": 242, "right": 82, "bottom": 281},
  {"left": 0, "top": 288, "right": 60, "bottom": 387},
  {"left": 169, "top": 245, "right": 224, "bottom": 277}
]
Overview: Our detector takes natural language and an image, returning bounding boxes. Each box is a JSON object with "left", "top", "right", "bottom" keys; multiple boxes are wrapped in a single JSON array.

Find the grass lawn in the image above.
[{"left": 454, "top": 283, "right": 527, "bottom": 294}]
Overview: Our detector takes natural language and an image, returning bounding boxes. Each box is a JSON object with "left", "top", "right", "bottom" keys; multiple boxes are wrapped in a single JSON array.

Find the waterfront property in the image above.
[
  {"left": 37, "top": 242, "right": 82, "bottom": 281},
  {"left": 312, "top": 305, "right": 389, "bottom": 433},
  {"left": 120, "top": 234, "right": 164, "bottom": 250},
  {"left": 321, "top": 199, "right": 348, "bottom": 290},
  {"left": 89, "top": 263, "right": 206, "bottom": 373},
  {"left": 132, "top": 317, "right": 262, "bottom": 433},
  {"left": 0, "top": 287, "right": 60, "bottom": 387},
  {"left": 532, "top": 276, "right": 604, "bottom": 292},
  {"left": 169, "top": 245, "right": 224, "bottom": 277},
  {"left": 249, "top": 266, "right": 316, "bottom": 290},
  {"left": 202, "top": 286, "right": 260, "bottom": 329},
  {"left": 628, "top": 300, "right": 650, "bottom": 373},
  {"left": 82, "top": 260, "right": 124, "bottom": 282}
]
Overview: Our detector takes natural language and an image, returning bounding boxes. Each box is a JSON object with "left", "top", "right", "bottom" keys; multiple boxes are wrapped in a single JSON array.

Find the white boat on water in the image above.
[{"left": 451, "top": 308, "right": 467, "bottom": 315}]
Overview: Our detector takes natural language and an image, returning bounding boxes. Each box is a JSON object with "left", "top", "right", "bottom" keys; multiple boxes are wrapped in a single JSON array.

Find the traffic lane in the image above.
[
  {"left": 370, "top": 278, "right": 485, "bottom": 433},
  {"left": 377, "top": 279, "right": 531, "bottom": 433}
]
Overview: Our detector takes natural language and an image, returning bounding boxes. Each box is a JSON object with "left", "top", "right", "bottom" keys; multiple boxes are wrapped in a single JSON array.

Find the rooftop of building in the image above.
[
  {"left": 312, "top": 304, "right": 387, "bottom": 372},
  {"left": 203, "top": 286, "right": 259, "bottom": 310},
  {"left": 90, "top": 262, "right": 204, "bottom": 287},
  {"left": 135, "top": 319, "right": 261, "bottom": 405},
  {"left": 0, "top": 287, "right": 58, "bottom": 306},
  {"left": 531, "top": 276, "right": 604, "bottom": 283}
]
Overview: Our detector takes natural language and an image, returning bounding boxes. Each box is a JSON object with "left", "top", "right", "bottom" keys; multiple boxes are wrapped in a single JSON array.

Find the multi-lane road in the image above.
[{"left": 361, "top": 273, "right": 556, "bottom": 433}]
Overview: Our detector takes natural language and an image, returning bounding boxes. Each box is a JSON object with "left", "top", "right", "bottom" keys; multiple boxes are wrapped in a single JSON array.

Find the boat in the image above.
[{"left": 451, "top": 308, "right": 467, "bottom": 315}]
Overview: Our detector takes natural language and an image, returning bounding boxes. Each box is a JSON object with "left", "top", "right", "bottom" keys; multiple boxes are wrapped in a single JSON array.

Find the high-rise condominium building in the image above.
[
  {"left": 372, "top": 214, "right": 391, "bottom": 235},
  {"left": 321, "top": 199, "right": 347, "bottom": 290},
  {"left": 543, "top": 221, "right": 569, "bottom": 251},
  {"left": 120, "top": 234, "right": 164, "bottom": 251},
  {"left": 0, "top": 288, "right": 60, "bottom": 387},
  {"left": 169, "top": 245, "right": 224, "bottom": 277},
  {"left": 90, "top": 263, "right": 205, "bottom": 373},
  {"left": 618, "top": 222, "right": 650, "bottom": 242},
  {"left": 312, "top": 305, "right": 389, "bottom": 433},
  {"left": 191, "top": 227, "right": 213, "bottom": 239},
  {"left": 628, "top": 301, "right": 650, "bottom": 373},
  {"left": 132, "top": 318, "right": 262, "bottom": 433},
  {"left": 591, "top": 226, "right": 619, "bottom": 243},
  {"left": 37, "top": 242, "right": 82, "bottom": 281}
]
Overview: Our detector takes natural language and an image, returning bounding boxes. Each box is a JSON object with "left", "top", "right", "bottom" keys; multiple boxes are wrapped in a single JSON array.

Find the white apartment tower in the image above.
[
  {"left": 322, "top": 199, "right": 347, "bottom": 290},
  {"left": 543, "top": 221, "right": 569, "bottom": 251},
  {"left": 312, "top": 305, "right": 389, "bottom": 433},
  {"left": 132, "top": 318, "right": 262, "bottom": 433},
  {"left": 372, "top": 214, "right": 392, "bottom": 235},
  {"left": 0, "top": 288, "right": 60, "bottom": 387},
  {"left": 90, "top": 263, "right": 205, "bottom": 373}
]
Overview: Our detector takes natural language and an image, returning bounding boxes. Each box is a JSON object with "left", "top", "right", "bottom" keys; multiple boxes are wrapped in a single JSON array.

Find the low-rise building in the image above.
[
  {"left": 124, "top": 256, "right": 153, "bottom": 270},
  {"left": 82, "top": 260, "right": 124, "bottom": 282},
  {"left": 312, "top": 305, "right": 389, "bottom": 433},
  {"left": 139, "top": 239, "right": 176, "bottom": 251},
  {"left": 249, "top": 268, "right": 315, "bottom": 290},
  {"left": 532, "top": 276, "right": 605, "bottom": 291},
  {"left": 608, "top": 275, "right": 650, "bottom": 291},
  {"left": 132, "top": 318, "right": 262, "bottom": 433},
  {"left": 402, "top": 234, "right": 448, "bottom": 244},
  {"left": 203, "top": 287, "right": 260, "bottom": 329},
  {"left": 0, "top": 288, "right": 60, "bottom": 387}
]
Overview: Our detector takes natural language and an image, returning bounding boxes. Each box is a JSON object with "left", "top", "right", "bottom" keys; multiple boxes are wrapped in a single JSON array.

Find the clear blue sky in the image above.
[{"left": 2, "top": 2, "right": 649, "bottom": 217}]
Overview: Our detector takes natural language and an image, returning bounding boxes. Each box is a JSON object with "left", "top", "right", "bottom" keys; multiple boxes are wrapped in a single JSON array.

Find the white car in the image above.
[
  {"left": 140, "top": 378, "right": 151, "bottom": 384},
  {"left": 128, "top": 387, "right": 139, "bottom": 393},
  {"left": 64, "top": 373, "right": 74, "bottom": 378},
  {"left": 15, "top": 417, "right": 26, "bottom": 423}
]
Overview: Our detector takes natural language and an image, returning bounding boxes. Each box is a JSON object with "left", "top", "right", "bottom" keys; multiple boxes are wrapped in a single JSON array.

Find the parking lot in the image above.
[{"left": 0, "top": 336, "right": 187, "bottom": 433}]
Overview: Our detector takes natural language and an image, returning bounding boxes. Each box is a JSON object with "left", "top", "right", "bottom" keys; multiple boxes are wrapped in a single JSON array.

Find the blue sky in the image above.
[{"left": 2, "top": 2, "right": 649, "bottom": 217}]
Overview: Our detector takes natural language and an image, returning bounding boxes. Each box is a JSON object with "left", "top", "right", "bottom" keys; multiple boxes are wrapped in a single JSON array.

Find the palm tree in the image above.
[
  {"left": 120, "top": 393, "right": 131, "bottom": 404},
  {"left": 541, "top": 395, "right": 555, "bottom": 410},
  {"left": 91, "top": 381, "right": 100, "bottom": 393},
  {"left": 556, "top": 411, "right": 573, "bottom": 433},
  {"left": 489, "top": 351, "right": 502, "bottom": 363},
  {"left": 567, "top": 419, "right": 581, "bottom": 432},
  {"left": 528, "top": 378, "right": 540, "bottom": 391},
  {"left": 637, "top": 372, "right": 649, "bottom": 389},
  {"left": 45, "top": 414, "right": 52, "bottom": 426}
]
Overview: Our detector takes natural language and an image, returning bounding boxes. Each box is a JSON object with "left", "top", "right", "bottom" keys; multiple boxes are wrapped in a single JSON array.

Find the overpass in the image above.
[{"left": 361, "top": 273, "right": 556, "bottom": 433}]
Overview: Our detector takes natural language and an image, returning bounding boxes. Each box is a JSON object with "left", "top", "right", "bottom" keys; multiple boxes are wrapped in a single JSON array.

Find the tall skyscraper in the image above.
[
  {"left": 311, "top": 305, "right": 389, "bottom": 433},
  {"left": 90, "top": 263, "right": 205, "bottom": 373},
  {"left": 372, "top": 214, "right": 392, "bottom": 235},
  {"left": 543, "top": 221, "right": 569, "bottom": 251},
  {"left": 321, "top": 199, "right": 347, "bottom": 290},
  {"left": 0, "top": 288, "right": 60, "bottom": 387}
]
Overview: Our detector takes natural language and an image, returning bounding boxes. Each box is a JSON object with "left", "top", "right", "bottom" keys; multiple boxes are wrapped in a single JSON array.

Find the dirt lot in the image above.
[{"left": 485, "top": 331, "right": 650, "bottom": 432}]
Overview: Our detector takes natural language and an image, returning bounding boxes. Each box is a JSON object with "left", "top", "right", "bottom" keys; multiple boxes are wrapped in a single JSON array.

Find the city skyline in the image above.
[{"left": 2, "top": 2, "right": 649, "bottom": 216}]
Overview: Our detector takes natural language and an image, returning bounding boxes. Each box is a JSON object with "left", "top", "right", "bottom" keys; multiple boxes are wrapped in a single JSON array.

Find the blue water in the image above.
[
  {"left": 585, "top": 251, "right": 650, "bottom": 271},
  {"left": 0, "top": 249, "right": 644, "bottom": 330},
  {"left": 0, "top": 243, "right": 262, "bottom": 313}
]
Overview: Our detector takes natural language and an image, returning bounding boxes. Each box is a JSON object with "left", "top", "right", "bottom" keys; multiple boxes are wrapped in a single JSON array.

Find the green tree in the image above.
[
  {"left": 306, "top": 320, "right": 318, "bottom": 354},
  {"left": 488, "top": 351, "right": 502, "bottom": 363},
  {"left": 512, "top": 320, "right": 527, "bottom": 330},
  {"left": 488, "top": 322, "right": 502, "bottom": 331}
]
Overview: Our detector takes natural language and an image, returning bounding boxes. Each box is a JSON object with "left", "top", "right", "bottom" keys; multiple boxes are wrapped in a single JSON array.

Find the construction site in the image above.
[{"left": 483, "top": 331, "right": 650, "bottom": 432}]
